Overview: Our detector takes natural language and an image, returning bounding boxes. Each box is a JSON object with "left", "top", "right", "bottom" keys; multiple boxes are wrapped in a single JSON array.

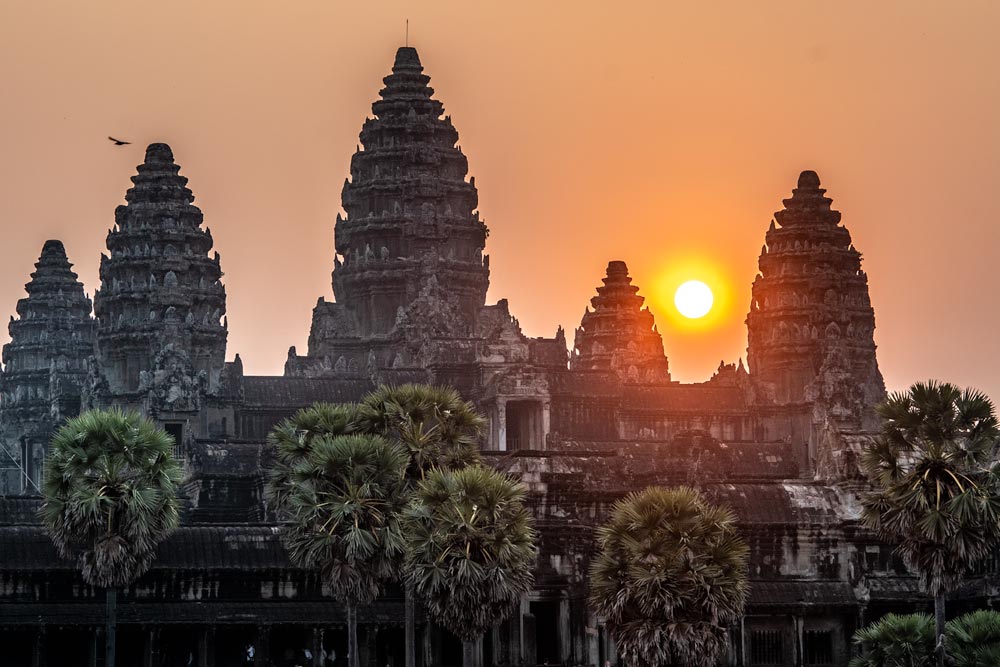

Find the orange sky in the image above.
[{"left": 1, "top": 1, "right": 999, "bottom": 398}]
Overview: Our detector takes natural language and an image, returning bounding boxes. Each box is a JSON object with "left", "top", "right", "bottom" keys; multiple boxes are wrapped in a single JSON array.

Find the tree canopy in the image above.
[
  {"left": 589, "top": 485, "right": 749, "bottom": 667},
  {"left": 40, "top": 408, "right": 183, "bottom": 588}
]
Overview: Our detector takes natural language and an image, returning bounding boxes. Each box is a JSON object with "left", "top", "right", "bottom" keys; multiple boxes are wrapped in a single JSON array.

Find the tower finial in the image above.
[{"left": 406, "top": 19, "right": 409, "bottom": 47}]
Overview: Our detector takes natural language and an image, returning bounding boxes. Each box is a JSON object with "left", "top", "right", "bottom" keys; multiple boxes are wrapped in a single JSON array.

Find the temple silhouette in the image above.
[{"left": 0, "top": 46, "right": 976, "bottom": 667}]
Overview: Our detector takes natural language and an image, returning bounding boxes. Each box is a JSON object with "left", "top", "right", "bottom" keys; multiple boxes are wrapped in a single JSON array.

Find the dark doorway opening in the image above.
[
  {"left": 505, "top": 401, "right": 542, "bottom": 451},
  {"left": 164, "top": 422, "right": 184, "bottom": 457},
  {"left": 530, "top": 600, "right": 560, "bottom": 665}
]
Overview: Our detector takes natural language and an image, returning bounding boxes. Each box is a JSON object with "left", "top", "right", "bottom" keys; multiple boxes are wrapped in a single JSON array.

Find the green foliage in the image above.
[
  {"left": 861, "top": 381, "right": 1000, "bottom": 596},
  {"left": 266, "top": 402, "right": 358, "bottom": 513},
  {"left": 39, "top": 408, "right": 183, "bottom": 588},
  {"left": 588, "top": 486, "right": 749, "bottom": 667},
  {"left": 280, "top": 432, "right": 409, "bottom": 606},
  {"left": 404, "top": 465, "right": 537, "bottom": 642},
  {"left": 849, "top": 613, "right": 935, "bottom": 667},
  {"left": 355, "top": 384, "right": 484, "bottom": 481},
  {"left": 946, "top": 610, "right": 1000, "bottom": 667},
  {"left": 849, "top": 610, "right": 1000, "bottom": 667}
]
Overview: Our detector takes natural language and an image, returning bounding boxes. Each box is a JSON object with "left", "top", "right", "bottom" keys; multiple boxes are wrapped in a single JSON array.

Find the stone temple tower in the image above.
[
  {"left": 91, "top": 143, "right": 227, "bottom": 414},
  {"left": 746, "top": 171, "right": 885, "bottom": 438},
  {"left": 572, "top": 261, "right": 671, "bottom": 383},
  {"left": 0, "top": 240, "right": 95, "bottom": 494},
  {"left": 301, "top": 46, "right": 490, "bottom": 371}
]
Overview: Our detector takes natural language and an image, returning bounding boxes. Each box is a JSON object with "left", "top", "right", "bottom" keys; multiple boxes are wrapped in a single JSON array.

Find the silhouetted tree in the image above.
[
  {"left": 40, "top": 409, "right": 183, "bottom": 667},
  {"left": 276, "top": 433, "right": 408, "bottom": 667},
  {"left": 356, "top": 383, "right": 485, "bottom": 667},
  {"left": 861, "top": 381, "right": 1000, "bottom": 667},
  {"left": 589, "top": 486, "right": 749, "bottom": 667},
  {"left": 405, "top": 465, "right": 537, "bottom": 667}
]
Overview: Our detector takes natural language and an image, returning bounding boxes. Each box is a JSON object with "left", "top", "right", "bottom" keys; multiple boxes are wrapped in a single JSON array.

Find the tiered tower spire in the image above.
[
  {"left": 0, "top": 240, "right": 95, "bottom": 493},
  {"left": 93, "top": 143, "right": 227, "bottom": 399},
  {"left": 328, "top": 46, "right": 489, "bottom": 338},
  {"left": 746, "top": 171, "right": 884, "bottom": 426},
  {"left": 572, "top": 261, "right": 671, "bottom": 383}
]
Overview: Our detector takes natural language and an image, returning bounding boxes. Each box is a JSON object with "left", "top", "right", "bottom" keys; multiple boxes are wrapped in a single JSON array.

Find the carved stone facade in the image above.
[
  {"left": 0, "top": 47, "right": 980, "bottom": 667},
  {"left": 91, "top": 143, "right": 227, "bottom": 409},
  {"left": 0, "top": 241, "right": 95, "bottom": 494}
]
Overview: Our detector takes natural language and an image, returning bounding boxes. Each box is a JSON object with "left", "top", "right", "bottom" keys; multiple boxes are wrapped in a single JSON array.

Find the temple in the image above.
[{"left": 0, "top": 46, "right": 984, "bottom": 667}]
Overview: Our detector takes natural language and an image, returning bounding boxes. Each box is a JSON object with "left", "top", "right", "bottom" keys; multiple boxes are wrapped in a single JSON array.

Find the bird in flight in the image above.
[{"left": 108, "top": 136, "right": 131, "bottom": 146}]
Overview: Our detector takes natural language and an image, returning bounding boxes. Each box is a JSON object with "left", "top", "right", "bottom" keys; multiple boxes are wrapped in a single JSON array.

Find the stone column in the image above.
[
  {"left": 794, "top": 615, "right": 804, "bottom": 667},
  {"left": 143, "top": 627, "right": 161, "bottom": 667},
  {"left": 198, "top": 626, "right": 216, "bottom": 667},
  {"left": 255, "top": 626, "right": 271, "bottom": 666},
  {"left": 88, "top": 628, "right": 99, "bottom": 667},
  {"left": 311, "top": 627, "right": 324, "bottom": 667},
  {"left": 421, "top": 622, "right": 436, "bottom": 667},
  {"left": 491, "top": 623, "right": 505, "bottom": 666},
  {"left": 584, "top": 616, "right": 600, "bottom": 667},
  {"left": 360, "top": 624, "right": 376, "bottom": 667},
  {"left": 31, "top": 626, "right": 46, "bottom": 667},
  {"left": 559, "top": 599, "right": 572, "bottom": 664},
  {"left": 523, "top": 611, "right": 537, "bottom": 667},
  {"left": 496, "top": 400, "right": 507, "bottom": 452},
  {"left": 541, "top": 399, "right": 551, "bottom": 450}
]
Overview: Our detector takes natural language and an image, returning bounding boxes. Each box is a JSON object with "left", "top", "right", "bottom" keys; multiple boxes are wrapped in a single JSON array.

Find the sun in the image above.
[{"left": 674, "top": 280, "right": 714, "bottom": 319}]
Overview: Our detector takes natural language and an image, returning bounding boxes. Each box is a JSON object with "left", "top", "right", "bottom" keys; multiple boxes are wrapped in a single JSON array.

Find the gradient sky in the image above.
[{"left": 1, "top": 1, "right": 998, "bottom": 398}]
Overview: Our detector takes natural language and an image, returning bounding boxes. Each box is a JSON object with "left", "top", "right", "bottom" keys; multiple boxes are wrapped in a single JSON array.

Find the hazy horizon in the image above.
[{"left": 2, "top": 1, "right": 999, "bottom": 399}]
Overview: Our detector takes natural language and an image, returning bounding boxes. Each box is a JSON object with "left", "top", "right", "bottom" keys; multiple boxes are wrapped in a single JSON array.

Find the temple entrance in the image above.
[
  {"left": 505, "top": 400, "right": 544, "bottom": 451},
  {"left": 529, "top": 600, "right": 561, "bottom": 665},
  {"left": 215, "top": 626, "right": 257, "bottom": 666}
]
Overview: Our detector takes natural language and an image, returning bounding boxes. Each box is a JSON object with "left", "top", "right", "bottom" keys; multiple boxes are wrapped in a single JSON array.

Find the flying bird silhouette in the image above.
[{"left": 108, "top": 136, "right": 131, "bottom": 146}]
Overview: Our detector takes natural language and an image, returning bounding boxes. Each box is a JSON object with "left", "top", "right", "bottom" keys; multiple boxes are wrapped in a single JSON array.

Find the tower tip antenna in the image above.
[{"left": 406, "top": 19, "right": 409, "bottom": 47}]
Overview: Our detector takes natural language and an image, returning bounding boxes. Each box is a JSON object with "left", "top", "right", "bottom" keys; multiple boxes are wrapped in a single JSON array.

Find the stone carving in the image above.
[
  {"left": 93, "top": 143, "right": 227, "bottom": 395},
  {"left": 140, "top": 343, "right": 207, "bottom": 414}
]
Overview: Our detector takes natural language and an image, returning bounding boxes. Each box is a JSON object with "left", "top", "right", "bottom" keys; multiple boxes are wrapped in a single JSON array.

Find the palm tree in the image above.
[
  {"left": 404, "top": 465, "right": 537, "bottom": 667},
  {"left": 588, "top": 486, "right": 749, "bottom": 667},
  {"left": 266, "top": 402, "right": 358, "bottom": 512},
  {"left": 39, "top": 409, "right": 183, "bottom": 667},
  {"left": 860, "top": 381, "right": 1000, "bottom": 667},
  {"left": 277, "top": 433, "right": 409, "bottom": 667},
  {"left": 946, "top": 610, "right": 1000, "bottom": 667},
  {"left": 355, "top": 383, "right": 485, "bottom": 667},
  {"left": 849, "top": 610, "right": 1000, "bottom": 667},
  {"left": 849, "top": 613, "right": 935, "bottom": 667},
  {"left": 355, "top": 383, "right": 484, "bottom": 479}
]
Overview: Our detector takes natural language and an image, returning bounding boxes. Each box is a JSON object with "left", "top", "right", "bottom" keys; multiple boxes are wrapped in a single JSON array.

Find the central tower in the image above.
[{"left": 331, "top": 46, "right": 489, "bottom": 336}]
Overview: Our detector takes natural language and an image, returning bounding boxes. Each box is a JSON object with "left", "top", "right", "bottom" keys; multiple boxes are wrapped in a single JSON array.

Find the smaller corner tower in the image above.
[
  {"left": 572, "top": 260, "right": 671, "bottom": 383},
  {"left": 0, "top": 240, "right": 95, "bottom": 494}
]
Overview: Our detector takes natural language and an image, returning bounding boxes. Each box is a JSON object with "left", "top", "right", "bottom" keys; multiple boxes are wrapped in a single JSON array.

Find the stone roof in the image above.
[
  {"left": 749, "top": 580, "right": 855, "bottom": 607},
  {"left": 241, "top": 376, "right": 374, "bottom": 408}
]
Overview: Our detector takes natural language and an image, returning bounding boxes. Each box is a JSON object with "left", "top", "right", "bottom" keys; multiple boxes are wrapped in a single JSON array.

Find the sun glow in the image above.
[{"left": 674, "top": 280, "right": 714, "bottom": 319}]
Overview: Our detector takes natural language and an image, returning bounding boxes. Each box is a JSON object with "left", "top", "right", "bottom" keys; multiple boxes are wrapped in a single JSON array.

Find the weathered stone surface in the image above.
[
  {"left": 89, "top": 143, "right": 228, "bottom": 423},
  {"left": 0, "top": 241, "right": 94, "bottom": 493}
]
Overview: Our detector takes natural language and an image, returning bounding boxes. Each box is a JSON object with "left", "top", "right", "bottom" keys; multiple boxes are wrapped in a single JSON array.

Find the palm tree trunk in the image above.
[
  {"left": 405, "top": 581, "right": 416, "bottom": 667},
  {"left": 106, "top": 588, "right": 117, "bottom": 667},
  {"left": 934, "top": 593, "right": 946, "bottom": 667},
  {"left": 348, "top": 602, "right": 359, "bottom": 667}
]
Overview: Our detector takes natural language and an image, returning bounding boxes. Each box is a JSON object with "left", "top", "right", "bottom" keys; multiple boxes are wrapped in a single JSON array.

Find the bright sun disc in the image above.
[{"left": 674, "top": 280, "right": 714, "bottom": 319}]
